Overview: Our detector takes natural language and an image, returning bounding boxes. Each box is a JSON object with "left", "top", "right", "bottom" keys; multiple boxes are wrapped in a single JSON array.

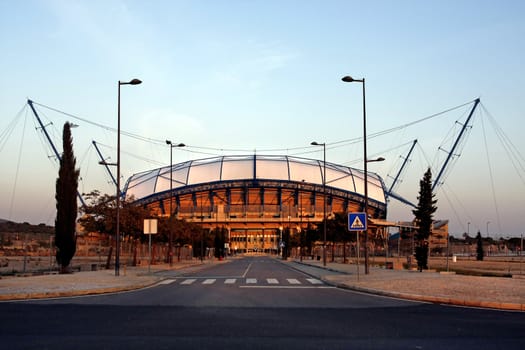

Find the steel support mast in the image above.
[
  {"left": 432, "top": 98, "right": 480, "bottom": 191},
  {"left": 28, "top": 99, "right": 86, "bottom": 207}
]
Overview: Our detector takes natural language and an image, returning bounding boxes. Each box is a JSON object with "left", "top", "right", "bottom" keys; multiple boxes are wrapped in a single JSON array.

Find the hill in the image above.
[{"left": 0, "top": 220, "right": 53, "bottom": 234}]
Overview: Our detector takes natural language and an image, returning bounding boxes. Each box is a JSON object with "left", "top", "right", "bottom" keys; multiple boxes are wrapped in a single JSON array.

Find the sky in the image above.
[{"left": 1, "top": 0, "right": 524, "bottom": 238}]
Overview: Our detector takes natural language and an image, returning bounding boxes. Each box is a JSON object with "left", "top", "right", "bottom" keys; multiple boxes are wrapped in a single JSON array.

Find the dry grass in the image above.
[{"left": 427, "top": 256, "right": 525, "bottom": 276}]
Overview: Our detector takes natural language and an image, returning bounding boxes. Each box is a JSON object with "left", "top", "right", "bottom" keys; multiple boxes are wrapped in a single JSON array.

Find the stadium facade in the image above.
[{"left": 123, "top": 155, "right": 387, "bottom": 253}]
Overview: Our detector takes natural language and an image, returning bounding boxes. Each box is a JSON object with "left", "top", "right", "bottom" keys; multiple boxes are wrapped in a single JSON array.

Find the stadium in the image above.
[{"left": 123, "top": 154, "right": 388, "bottom": 253}]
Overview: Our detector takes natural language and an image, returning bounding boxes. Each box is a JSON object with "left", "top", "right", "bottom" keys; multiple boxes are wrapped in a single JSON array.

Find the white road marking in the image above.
[
  {"left": 240, "top": 286, "right": 335, "bottom": 289},
  {"left": 175, "top": 277, "right": 325, "bottom": 287},
  {"left": 241, "top": 263, "right": 253, "bottom": 278},
  {"left": 158, "top": 279, "right": 176, "bottom": 285},
  {"left": 306, "top": 278, "right": 323, "bottom": 285},
  {"left": 180, "top": 279, "right": 197, "bottom": 285}
]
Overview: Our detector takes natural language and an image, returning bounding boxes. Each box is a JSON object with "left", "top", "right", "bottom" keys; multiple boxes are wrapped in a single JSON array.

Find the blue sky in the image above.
[{"left": 1, "top": 0, "right": 524, "bottom": 238}]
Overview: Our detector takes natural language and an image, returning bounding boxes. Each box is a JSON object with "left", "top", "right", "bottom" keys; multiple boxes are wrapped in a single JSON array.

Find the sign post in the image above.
[
  {"left": 144, "top": 219, "right": 158, "bottom": 274},
  {"left": 348, "top": 213, "right": 367, "bottom": 281}
]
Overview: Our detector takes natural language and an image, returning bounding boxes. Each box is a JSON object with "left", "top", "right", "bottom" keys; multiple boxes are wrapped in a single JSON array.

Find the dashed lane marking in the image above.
[{"left": 267, "top": 278, "right": 279, "bottom": 284}]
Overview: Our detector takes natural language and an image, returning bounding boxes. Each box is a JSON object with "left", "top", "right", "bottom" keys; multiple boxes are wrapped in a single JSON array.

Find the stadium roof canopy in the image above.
[{"left": 123, "top": 155, "right": 386, "bottom": 205}]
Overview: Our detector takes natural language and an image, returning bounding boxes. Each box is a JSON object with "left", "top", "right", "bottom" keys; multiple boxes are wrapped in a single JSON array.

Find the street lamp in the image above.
[
  {"left": 116, "top": 78, "right": 142, "bottom": 276},
  {"left": 342, "top": 75, "right": 372, "bottom": 274},
  {"left": 166, "top": 140, "right": 185, "bottom": 266},
  {"left": 311, "top": 141, "right": 327, "bottom": 266}
]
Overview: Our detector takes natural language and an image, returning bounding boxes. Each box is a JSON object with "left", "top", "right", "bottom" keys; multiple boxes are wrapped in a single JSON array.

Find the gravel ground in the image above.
[{"left": 293, "top": 259, "right": 525, "bottom": 310}]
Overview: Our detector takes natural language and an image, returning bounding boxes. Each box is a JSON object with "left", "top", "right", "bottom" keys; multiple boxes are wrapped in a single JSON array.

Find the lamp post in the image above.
[
  {"left": 165, "top": 140, "right": 185, "bottom": 266},
  {"left": 311, "top": 141, "right": 327, "bottom": 266},
  {"left": 116, "top": 78, "right": 142, "bottom": 276},
  {"left": 342, "top": 75, "right": 382, "bottom": 275}
]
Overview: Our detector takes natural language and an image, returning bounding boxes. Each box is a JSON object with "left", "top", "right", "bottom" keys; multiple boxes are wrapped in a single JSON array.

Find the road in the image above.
[{"left": 1, "top": 256, "right": 523, "bottom": 349}]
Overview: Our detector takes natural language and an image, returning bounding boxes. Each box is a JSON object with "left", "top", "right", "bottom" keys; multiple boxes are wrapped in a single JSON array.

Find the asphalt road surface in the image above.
[{"left": 1, "top": 256, "right": 523, "bottom": 349}]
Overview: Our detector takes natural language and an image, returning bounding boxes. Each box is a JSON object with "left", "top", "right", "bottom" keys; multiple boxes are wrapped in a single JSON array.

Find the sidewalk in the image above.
[
  {"left": 1, "top": 257, "right": 524, "bottom": 311},
  {"left": 291, "top": 259, "right": 525, "bottom": 311}
]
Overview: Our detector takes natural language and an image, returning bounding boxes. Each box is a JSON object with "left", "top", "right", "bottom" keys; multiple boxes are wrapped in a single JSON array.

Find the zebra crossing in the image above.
[{"left": 159, "top": 277, "right": 325, "bottom": 287}]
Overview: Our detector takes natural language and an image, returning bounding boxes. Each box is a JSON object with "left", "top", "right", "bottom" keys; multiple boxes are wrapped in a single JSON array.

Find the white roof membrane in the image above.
[{"left": 123, "top": 155, "right": 386, "bottom": 204}]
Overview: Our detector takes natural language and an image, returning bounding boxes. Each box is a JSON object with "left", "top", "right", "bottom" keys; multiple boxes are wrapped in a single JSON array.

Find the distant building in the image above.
[
  {"left": 430, "top": 220, "right": 449, "bottom": 253},
  {"left": 389, "top": 220, "right": 449, "bottom": 256}
]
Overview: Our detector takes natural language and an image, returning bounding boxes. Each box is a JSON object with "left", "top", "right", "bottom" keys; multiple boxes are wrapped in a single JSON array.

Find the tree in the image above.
[
  {"left": 212, "top": 226, "right": 227, "bottom": 258},
  {"left": 193, "top": 227, "right": 212, "bottom": 259},
  {"left": 55, "top": 122, "right": 80, "bottom": 273},
  {"left": 79, "top": 191, "right": 202, "bottom": 264},
  {"left": 476, "top": 231, "right": 484, "bottom": 261},
  {"left": 326, "top": 212, "right": 351, "bottom": 262},
  {"left": 304, "top": 224, "right": 320, "bottom": 258},
  {"left": 79, "top": 191, "right": 151, "bottom": 242},
  {"left": 81, "top": 191, "right": 158, "bottom": 266},
  {"left": 412, "top": 168, "right": 437, "bottom": 271}
]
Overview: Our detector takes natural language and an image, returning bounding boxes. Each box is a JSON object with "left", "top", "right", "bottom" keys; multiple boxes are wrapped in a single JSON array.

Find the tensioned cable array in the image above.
[{"left": 30, "top": 99, "right": 479, "bottom": 156}]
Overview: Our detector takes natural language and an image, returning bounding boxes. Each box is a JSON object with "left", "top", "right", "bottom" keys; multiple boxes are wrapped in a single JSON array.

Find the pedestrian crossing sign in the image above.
[{"left": 348, "top": 212, "right": 367, "bottom": 231}]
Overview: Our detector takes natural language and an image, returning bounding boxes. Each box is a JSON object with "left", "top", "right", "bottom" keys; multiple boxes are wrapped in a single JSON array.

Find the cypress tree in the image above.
[
  {"left": 476, "top": 231, "right": 484, "bottom": 261},
  {"left": 55, "top": 122, "right": 80, "bottom": 273},
  {"left": 412, "top": 168, "right": 437, "bottom": 271}
]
